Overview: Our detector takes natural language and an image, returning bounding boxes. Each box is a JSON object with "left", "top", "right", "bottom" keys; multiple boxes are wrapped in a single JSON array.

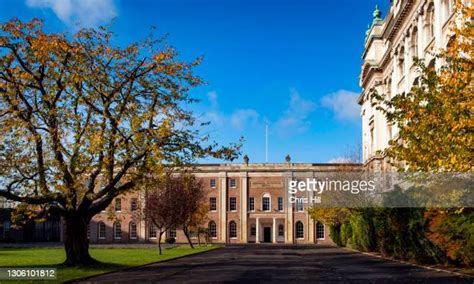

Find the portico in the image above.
[{"left": 249, "top": 214, "right": 285, "bottom": 244}]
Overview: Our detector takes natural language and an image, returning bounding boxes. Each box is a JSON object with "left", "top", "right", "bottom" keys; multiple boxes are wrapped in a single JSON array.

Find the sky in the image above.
[{"left": 0, "top": 0, "right": 389, "bottom": 164}]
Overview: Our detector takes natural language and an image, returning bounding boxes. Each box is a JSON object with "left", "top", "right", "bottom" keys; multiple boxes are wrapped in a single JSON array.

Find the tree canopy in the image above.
[{"left": 0, "top": 18, "right": 240, "bottom": 265}]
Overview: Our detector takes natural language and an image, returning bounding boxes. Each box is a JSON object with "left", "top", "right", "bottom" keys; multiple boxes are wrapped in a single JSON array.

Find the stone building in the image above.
[
  {"left": 88, "top": 163, "right": 361, "bottom": 245},
  {"left": 358, "top": 0, "right": 458, "bottom": 171}
]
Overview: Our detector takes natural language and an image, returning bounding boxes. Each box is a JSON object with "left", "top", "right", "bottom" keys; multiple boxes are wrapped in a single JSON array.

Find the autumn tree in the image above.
[
  {"left": 0, "top": 19, "right": 240, "bottom": 266},
  {"left": 143, "top": 174, "right": 183, "bottom": 255},
  {"left": 368, "top": 1, "right": 473, "bottom": 264},
  {"left": 182, "top": 204, "right": 208, "bottom": 248},
  {"left": 370, "top": 1, "right": 473, "bottom": 172},
  {"left": 173, "top": 174, "right": 206, "bottom": 248}
]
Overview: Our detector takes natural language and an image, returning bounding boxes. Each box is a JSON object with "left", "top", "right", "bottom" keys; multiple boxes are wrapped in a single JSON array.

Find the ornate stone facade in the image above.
[{"left": 358, "top": 0, "right": 457, "bottom": 171}]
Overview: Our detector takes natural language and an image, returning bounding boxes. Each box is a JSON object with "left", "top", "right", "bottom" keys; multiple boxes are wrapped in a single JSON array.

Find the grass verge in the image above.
[{"left": 0, "top": 245, "right": 219, "bottom": 282}]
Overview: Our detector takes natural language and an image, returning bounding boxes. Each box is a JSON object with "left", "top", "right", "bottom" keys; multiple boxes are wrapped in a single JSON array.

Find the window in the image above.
[
  {"left": 98, "top": 222, "right": 106, "bottom": 239},
  {"left": 229, "top": 221, "right": 237, "bottom": 238},
  {"left": 296, "top": 221, "right": 304, "bottom": 239},
  {"left": 208, "top": 221, "right": 217, "bottom": 238},
  {"left": 426, "top": 5, "right": 435, "bottom": 41},
  {"left": 169, "top": 227, "right": 176, "bottom": 238},
  {"left": 115, "top": 198, "right": 121, "bottom": 212},
  {"left": 316, "top": 222, "right": 325, "bottom": 240},
  {"left": 411, "top": 28, "right": 418, "bottom": 58},
  {"left": 149, "top": 224, "right": 157, "bottom": 238},
  {"left": 210, "top": 179, "right": 216, "bottom": 188},
  {"left": 229, "top": 178, "right": 236, "bottom": 188},
  {"left": 398, "top": 47, "right": 405, "bottom": 76},
  {"left": 249, "top": 197, "right": 255, "bottom": 211},
  {"left": 442, "top": 0, "right": 452, "bottom": 23},
  {"left": 130, "top": 222, "right": 137, "bottom": 239},
  {"left": 278, "top": 197, "right": 283, "bottom": 211},
  {"left": 296, "top": 199, "right": 304, "bottom": 212},
  {"left": 229, "top": 197, "right": 236, "bottom": 211},
  {"left": 131, "top": 198, "right": 138, "bottom": 211},
  {"left": 3, "top": 221, "right": 11, "bottom": 238},
  {"left": 113, "top": 222, "right": 121, "bottom": 239},
  {"left": 369, "top": 121, "right": 375, "bottom": 155},
  {"left": 278, "top": 224, "right": 284, "bottom": 237},
  {"left": 262, "top": 194, "right": 270, "bottom": 211},
  {"left": 210, "top": 197, "right": 217, "bottom": 211},
  {"left": 250, "top": 225, "right": 256, "bottom": 236}
]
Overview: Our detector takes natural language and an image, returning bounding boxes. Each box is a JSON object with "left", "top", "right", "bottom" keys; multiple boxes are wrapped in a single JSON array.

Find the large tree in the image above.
[
  {"left": 370, "top": 2, "right": 473, "bottom": 172},
  {"left": 0, "top": 19, "right": 240, "bottom": 266}
]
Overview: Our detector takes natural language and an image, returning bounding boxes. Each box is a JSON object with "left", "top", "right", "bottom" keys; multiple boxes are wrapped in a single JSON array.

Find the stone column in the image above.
[
  {"left": 272, "top": 217, "right": 276, "bottom": 243},
  {"left": 284, "top": 174, "right": 294, "bottom": 244},
  {"left": 139, "top": 189, "right": 146, "bottom": 242},
  {"left": 256, "top": 217, "right": 260, "bottom": 244},
  {"left": 240, "top": 174, "right": 248, "bottom": 243},
  {"left": 308, "top": 175, "right": 315, "bottom": 244},
  {"left": 220, "top": 172, "right": 227, "bottom": 243}
]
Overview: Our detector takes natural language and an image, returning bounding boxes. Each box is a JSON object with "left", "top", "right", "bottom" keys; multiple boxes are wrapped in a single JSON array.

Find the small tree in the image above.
[
  {"left": 144, "top": 174, "right": 182, "bottom": 255},
  {"left": 183, "top": 204, "right": 208, "bottom": 247},
  {"left": 174, "top": 174, "right": 207, "bottom": 248}
]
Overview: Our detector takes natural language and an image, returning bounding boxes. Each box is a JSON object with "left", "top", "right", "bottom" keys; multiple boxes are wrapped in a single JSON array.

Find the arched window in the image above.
[
  {"left": 442, "top": 0, "right": 452, "bottom": 23},
  {"left": 129, "top": 222, "right": 137, "bottom": 240},
  {"left": 229, "top": 221, "right": 237, "bottom": 238},
  {"left": 113, "top": 222, "right": 121, "bottom": 240},
  {"left": 98, "top": 222, "right": 106, "bottom": 239},
  {"left": 278, "top": 224, "right": 284, "bottom": 237},
  {"left": 316, "top": 222, "right": 325, "bottom": 240},
  {"left": 295, "top": 221, "right": 304, "bottom": 239},
  {"left": 426, "top": 4, "right": 435, "bottom": 41},
  {"left": 208, "top": 221, "right": 217, "bottom": 238},
  {"left": 262, "top": 193, "right": 271, "bottom": 211},
  {"left": 411, "top": 27, "right": 418, "bottom": 58},
  {"left": 398, "top": 47, "right": 405, "bottom": 76}
]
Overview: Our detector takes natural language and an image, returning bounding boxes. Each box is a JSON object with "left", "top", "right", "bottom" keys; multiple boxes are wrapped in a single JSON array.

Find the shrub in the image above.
[
  {"left": 340, "top": 222, "right": 352, "bottom": 247},
  {"left": 329, "top": 224, "right": 342, "bottom": 246},
  {"left": 425, "top": 209, "right": 474, "bottom": 266},
  {"left": 349, "top": 211, "right": 376, "bottom": 251},
  {"left": 165, "top": 237, "right": 176, "bottom": 244}
]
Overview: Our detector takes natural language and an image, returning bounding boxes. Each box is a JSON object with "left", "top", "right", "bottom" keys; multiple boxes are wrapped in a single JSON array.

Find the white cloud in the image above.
[
  {"left": 206, "top": 91, "right": 219, "bottom": 109},
  {"left": 321, "top": 90, "right": 360, "bottom": 121},
  {"left": 276, "top": 88, "right": 316, "bottom": 135},
  {"left": 26, "top": 0, "right": 117, "bottom": 29},
  {"left": 327, "top": 157, "right": 352, "bottom": 163},
  {"left": 230, "top": 109, "right": 259, "bottom": 130},
  {"left": 200, "top": 91, "right": 260, "bottom": 131}
]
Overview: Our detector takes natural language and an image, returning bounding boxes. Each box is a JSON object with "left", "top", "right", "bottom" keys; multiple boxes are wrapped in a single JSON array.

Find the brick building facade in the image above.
[{"left": 87, "top": 163, "right": 361, "bottom": 245}]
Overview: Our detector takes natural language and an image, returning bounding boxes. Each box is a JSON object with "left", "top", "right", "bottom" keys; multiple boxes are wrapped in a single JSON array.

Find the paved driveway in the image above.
[{"left": 78, "top": 245, "right": 471, "bottom": 283}]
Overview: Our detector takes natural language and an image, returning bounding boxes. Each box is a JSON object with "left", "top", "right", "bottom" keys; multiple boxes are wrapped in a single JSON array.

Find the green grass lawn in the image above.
[{"left": 0, "top": 245, "right": 219, "bottom": 283}]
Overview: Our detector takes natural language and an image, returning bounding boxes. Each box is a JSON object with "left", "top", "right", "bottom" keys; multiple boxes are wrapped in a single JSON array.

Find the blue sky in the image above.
[{"left": 1, "top": 0, "right": 389, "bottom": 163}]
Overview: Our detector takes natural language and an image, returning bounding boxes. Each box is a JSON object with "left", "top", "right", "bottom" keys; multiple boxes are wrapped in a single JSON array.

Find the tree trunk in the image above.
[
  {"left": 197, "top": 233, "right": 201, "bottom": 246},
  {"left": 158, "top": 230, "right": 164, "bottom": 255},
  {"left": 183, "top": 226, "right": 194, "bottom": 249},
  {"left": 63, "top": 215, "right": 98, "bottom": 266}
]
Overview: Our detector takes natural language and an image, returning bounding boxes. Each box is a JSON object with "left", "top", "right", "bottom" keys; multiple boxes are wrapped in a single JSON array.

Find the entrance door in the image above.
[{"left": 263, "top": 227, "right": 271, "bottom": 243}]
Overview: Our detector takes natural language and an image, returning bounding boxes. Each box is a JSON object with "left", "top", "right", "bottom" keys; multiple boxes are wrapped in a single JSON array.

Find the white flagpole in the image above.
[{"left": 265, "top": 124, "right": 268, "bottom": 163}]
